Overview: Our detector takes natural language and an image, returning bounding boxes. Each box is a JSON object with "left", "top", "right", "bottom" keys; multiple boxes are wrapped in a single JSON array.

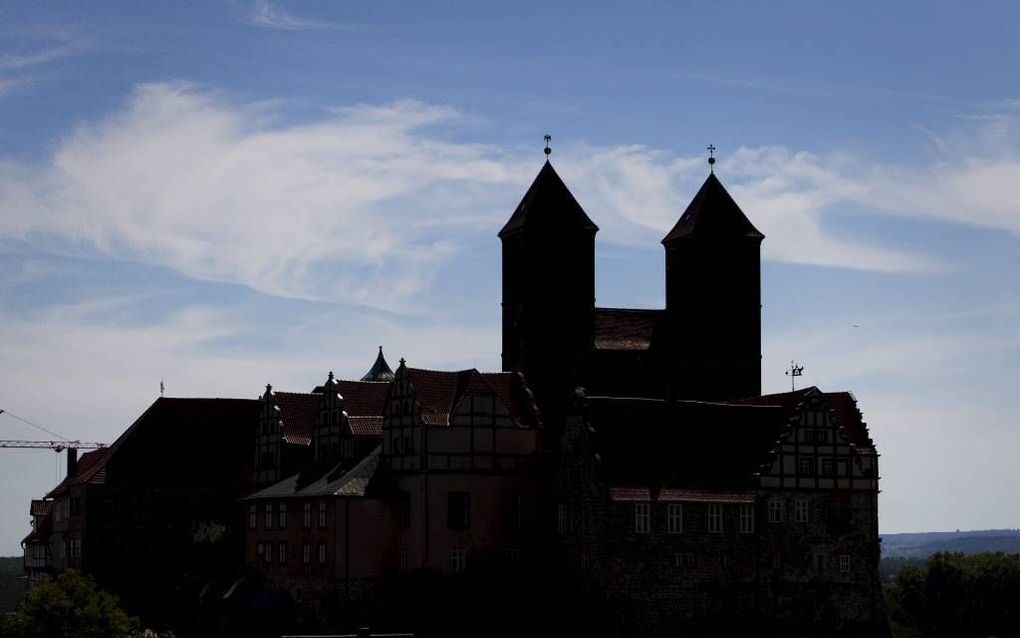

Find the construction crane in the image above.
[{"left": 0, "top": 440, "right": 106, "bottom": 451}]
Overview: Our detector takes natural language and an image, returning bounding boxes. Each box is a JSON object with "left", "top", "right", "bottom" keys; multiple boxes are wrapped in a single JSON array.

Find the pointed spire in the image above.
[
  {"left": 662, "top": 172, "right": 763, "bottom": 245},
  {"left": 498, "top": 160, "right": 598, "bottom": 238},
  {"left": 361, "top": 346, "right": 395, "bottom": 382}
]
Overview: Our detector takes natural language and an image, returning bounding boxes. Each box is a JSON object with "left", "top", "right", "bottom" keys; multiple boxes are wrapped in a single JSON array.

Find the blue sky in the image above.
[{"left": 2, "top": 1, "right": 1020, "bottom": 554}]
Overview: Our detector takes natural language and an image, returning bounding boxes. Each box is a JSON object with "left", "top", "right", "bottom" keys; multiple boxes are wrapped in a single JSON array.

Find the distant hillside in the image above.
[
  {"left": 882, "top": 529, "right": 1020, "bottom": 559},
  {"left": 0, "top": 556, "right": 24, "bottom": 612}
]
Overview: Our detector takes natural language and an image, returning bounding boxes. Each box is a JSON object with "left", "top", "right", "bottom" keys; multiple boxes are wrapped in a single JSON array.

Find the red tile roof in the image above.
[
  {"left": 30, "top": 499, "right": 52, "bottom": 517},
  {"left": 593, "top": 308, "right": 662, "bottom": 350},
  {"left": 404, "top": 368, "right": 540, "bottom": 428},
  {"left": 273, "top": 391, "right": 320, "bottom": 445},
  {"left": 737, "top": 387, "right": 875, "bottom": 449},
  {"left": 45, "top": 447, "right": 110, "bottom": 498},
  {"left": 657, "top": 489, "right": 755, "bottom": 504}
]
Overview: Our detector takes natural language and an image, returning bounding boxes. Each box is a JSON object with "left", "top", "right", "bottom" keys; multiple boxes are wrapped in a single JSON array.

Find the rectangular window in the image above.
[
  {"left": 505, "top": 492, "right": 523, "bottom": 530},
  {"left": 634, "top": 503, "right": 651, "bottom": 534},
  {"left": 708, "top": 504, "right": 723, "bottom": 533},
  {"left": 506, "top": 548, "right": 521, "bottom": 571},
  {"left": 768, "top": 500, "right": 784, "bottom": 523},
  {"left": 795, "top": 499, "right": 810, "bottom": 523},
  {"left": 739, "top": 504, "right": 754, "bottom": 534},
  {"left": 667, "top": 503, "right": 683, "bottom": 534},
  {"left": 399, "top": 548, "right": 409, "bottom": 573},
  {"left": 303, "top": 502, "right": 311, "bottom": 528},
  {"left": 399, "top": 491, "right": 411, "bottom": 529},
  {"left": 721, "top": 551, "right": 732, "bottom": 569},
  {"left": 249, "top": 504, "right": 257, "bottom": 529},
  {"left": 815, "top": 554, "right": 825, "bottom": 571},
  {"left": 581, "top": 503, "right": 593, "bottom": 533},
  {"left": 318, "top": 501, "right": 327, "bottom": 528},
  {"left": 447, "top": 492, "right": 470, "bottom": 529},
  {"left": 403, "top": 435, "right": 413, "bottom": 454},
  {"left": 799, "top": 457, "right": 815, "bottom": 476},
  {"left": 837, "top": 460, "right": 849, "bottom": 477},
  {"left": 771, "top": 554, "right": 782, "bottom": 569},
  {"left": 302, "top": 543, "right": 310, "bottom": 565},
  {"left": 278, "top": 542, "right": 287, "bottom": 565},
  {"left": 341, "top": 438, "right": 354, "bottom": 460},
  {"left": 264, "top": 543, "right": 272, "bottom": 563},
  {"left": 822, "top": 458, "right": 835, "bottom": 477},
  {"left": 318, "top": 543, "right": 326, "bottom": 565},
  {"left": 449, "top": 549, "right": 467, "bottom": 573},
  {"left": 840, "top": 554, "right": 851, "bottom": 573},
  {"left": 684, "top": 552, "right": 696, "bottom": 568},
  {"left": 579, "top": 552, "right": 589, "bottom": 570},
  {"left": 265, "top": 503, "right": 273, "bottom": 529},
  {"left": 278, "top": 503, "right": 287, "bottom": 529},
  {"left": 557, "top": 504, "right": 568, "bottom": 534}
]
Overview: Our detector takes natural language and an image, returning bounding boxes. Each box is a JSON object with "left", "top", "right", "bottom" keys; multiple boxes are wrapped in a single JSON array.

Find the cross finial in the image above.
[
  {"left": 707, "top": 144, "right": 716, "bottom": 172},
  {"left": 544, "top": 134, "right": 552, "bottom": 156}
]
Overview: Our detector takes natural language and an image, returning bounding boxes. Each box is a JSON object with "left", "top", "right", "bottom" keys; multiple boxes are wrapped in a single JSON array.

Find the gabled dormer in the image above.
[{"left": 315, "top": 371, "right": 351, "bottom": 465}]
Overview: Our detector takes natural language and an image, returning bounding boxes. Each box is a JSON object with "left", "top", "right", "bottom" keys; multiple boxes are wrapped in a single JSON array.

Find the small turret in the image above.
[{"left": 361, "top": 347, "right": 395, "bottom": 382}]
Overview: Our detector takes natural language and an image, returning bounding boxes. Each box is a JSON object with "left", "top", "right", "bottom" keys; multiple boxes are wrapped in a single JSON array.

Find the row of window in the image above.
[
  {"left": 798, "top": 457, "right": 850, "bottom": 477},
  {"left": 603, "top": 500, "right": 851, "bottom": 535},
  {"left": 257, "top": 541, "right": 328, "bottom": 566},
  {"left": 248, "top": 502, "right": 327, "bottom": 530}
]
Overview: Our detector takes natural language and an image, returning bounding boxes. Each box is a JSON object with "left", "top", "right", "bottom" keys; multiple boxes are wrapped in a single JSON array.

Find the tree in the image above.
[{"left": 0, "top": 571, "right": 140, "bottom": 638}]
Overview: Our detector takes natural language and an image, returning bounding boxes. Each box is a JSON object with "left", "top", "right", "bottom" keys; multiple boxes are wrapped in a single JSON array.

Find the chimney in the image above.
[{"left": 66, "top": 447, "right": 78, "bottom": 478}]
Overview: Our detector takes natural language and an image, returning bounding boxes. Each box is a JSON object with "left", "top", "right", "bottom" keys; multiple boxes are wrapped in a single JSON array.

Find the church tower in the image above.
[
  {"left": 500, "top": 159, "right": 598, "bottom": 413},
  {"left": 662, "top": 171, "right": 763, "bottom": 400}
]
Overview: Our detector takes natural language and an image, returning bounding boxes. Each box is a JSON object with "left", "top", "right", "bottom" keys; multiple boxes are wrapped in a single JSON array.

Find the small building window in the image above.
[
  {"left": 249, "top": 504, "right": 257, "bottom": 529},
  {"left": 795, "top": 499, "right": 810, "bottom": 523},
  {"left": 399, "top": 548, "right": 409, "bottom": 573},
  {"left": 822, "top": 458, "right": 835, "bottom": 477},
  {"left": 505, "top": 492, "right": 524, "bottom": 530},
  {"left": 265, "top": 503, "right": 273, "bottom": 530},
  {"left": 264, "top": 543, "right": 272, "bottom": 563},
  {"left": 278, "top": 542, "right": 287, "bottom": 565},
  {"left": 685, "top": 552, "right": 696, "bottom": 568},
  {"left": 721, "top": 551, "right": 732, "bottom": 569},
  {"left": 707, "top": 504, "right": 723, "bottom": 533},
  {"left": 557, "top": 504, "right": 568, "bottom": 534},
  {"left": 278, "top": 503, "right": 287, "bottom": 529},
  {"left": 447, "top": 492, "right": 470, "bottom": 529},
  {"left": 449, "top": 549, "right": 467, "bottom": 573},
  {"left": 302, "top": 543, "right": 310, "bottom": 565},
  {"left": 799, "top": 457, "right": 815, "bottom": 476},
  {"left": 739, "top": 504, "right": 754, "bottom": 534},
  {"left": 579, "top": 551, "right": 589, "bottom": 570},
  {"left": 634, "top": 503, "right": 651, "bottom": 534},
  {"left": 399, "top": 491, "right": 411, "bottom": 529},
  {"left": 304, "top": 502, "right": 311, "bottom": 528},
  {"left": 768, "top": 500, "right": 784, "bottom": 523},
  {"left": 837, "top": 460, "right": 849, "bottom": 477},
  {"left": 341, "top": 437, "right": 354, "bottom": 460},
  {"left": 506, "top": 548, "right": 522, "bottom": 571},
  {"left": 318, "top": 501, "right": 327, "bottom": 528},
  {"left": 771, "top": 554, "right": 782, "bottom": 569},
  {"left": 667, "top": 504, "right": 683, "bottom": 534},
  {"left": 403, "top": 435, "right": 413, "bottom": 454},
  {"left": 318, "top": 543, "right": 327, "bottom": 565},
  {"left": 815, "top": 554, "right": 826, "bottom": 571},
  {"left": 840, "top": 554, "right": 851, "bottom": 573}
]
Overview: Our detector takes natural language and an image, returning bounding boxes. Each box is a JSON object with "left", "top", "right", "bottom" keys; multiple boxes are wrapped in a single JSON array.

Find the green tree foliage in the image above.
[
  {"left": 0, "top": 571, "right": 140, "bottom": 638},
  {"left": 885, "top": 552, "right": 1020, "bottom": 638}
]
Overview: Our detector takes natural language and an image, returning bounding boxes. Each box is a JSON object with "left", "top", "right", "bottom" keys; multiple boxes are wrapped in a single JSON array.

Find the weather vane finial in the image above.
[
  {"left": 707, "top": 144, "right": 716, "bottom": 172},
  {"left": 544, "top": 134, "right": 552, "bottom": 156},
  {"left": 785, "top": 360, "right": 804, "bottom": 391}
]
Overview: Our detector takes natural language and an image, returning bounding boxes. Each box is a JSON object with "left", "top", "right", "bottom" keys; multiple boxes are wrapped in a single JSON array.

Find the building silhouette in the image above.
[{"left": 22, "top": 155, "right": 887, "bottom": 638}]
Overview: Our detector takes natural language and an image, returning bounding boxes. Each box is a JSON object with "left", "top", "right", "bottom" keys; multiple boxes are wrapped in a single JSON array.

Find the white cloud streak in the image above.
[
  {"left": 240, "top": 0, "right": 361, "bottom": 31},
  {"left": 3, "top": 83, "right": 1020, "bottom": 310}
]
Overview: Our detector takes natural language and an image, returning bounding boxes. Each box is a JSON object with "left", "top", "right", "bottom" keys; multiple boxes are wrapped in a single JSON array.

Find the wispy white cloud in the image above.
[
  {"left": 4, "top": 83, "right": 1020, "bottom": 310},
  {"left": 239, "top": 0, "right": 361, "bottom": 31}
]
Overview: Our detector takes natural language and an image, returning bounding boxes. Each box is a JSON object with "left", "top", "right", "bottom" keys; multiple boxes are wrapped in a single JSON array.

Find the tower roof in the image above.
[
  {"left": 662, "top": 173, "right": 763, "bottom": 245},
  {"left": 361, "top": 346, "right": 395, "bottom": 382},
  {"left": 498, "top": 161, "right": 598, "bottom": 238}
]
